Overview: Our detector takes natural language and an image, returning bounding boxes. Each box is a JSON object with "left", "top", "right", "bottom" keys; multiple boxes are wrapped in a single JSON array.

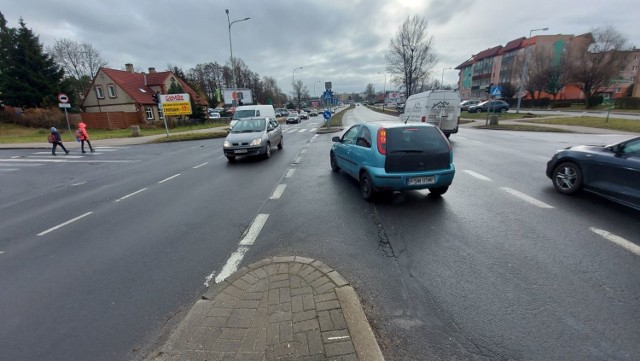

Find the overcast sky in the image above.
[{"left": 3, "top": 0, "right": 639, "bottom": 95}]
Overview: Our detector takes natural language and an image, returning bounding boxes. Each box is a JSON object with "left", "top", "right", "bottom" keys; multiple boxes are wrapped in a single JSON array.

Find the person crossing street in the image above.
[
  {"left": 76, "top": 122, "right": 95, "bottom": 153},
  {"left": 49, "top": 127, "right": 68, "bottom": 156}
]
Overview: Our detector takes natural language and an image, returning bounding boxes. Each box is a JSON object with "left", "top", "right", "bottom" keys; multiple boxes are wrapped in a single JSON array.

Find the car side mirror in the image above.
[{"left": 332, "top": 136, "right": 341, "bottom": 143}]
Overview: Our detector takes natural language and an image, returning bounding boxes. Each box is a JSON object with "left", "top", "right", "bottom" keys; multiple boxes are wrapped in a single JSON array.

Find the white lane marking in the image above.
[
  {"left": 310, "top": 128, "right": 317, "bottom": 132},
  {"left": 0, "top": 251, "right": 4, "bottom": 254},
  {"left": 71, "top": 182, "right": 87, "bottom": 186},
  {"left": 464, "top": 170, "right": 492, "bottom": 181},
  {"left": 298, "top": 129, "right": 307, "bottom": 133},
  {"left": 216, "top": 155, "right": 225, "bottom": 159},
  {"left": 193, "top": 162, "right": 208, "bottom": 169},
  {"left": 29, "top": 154, "right": 85, "bottom": 158},
  {"left": 285, "top": 169, "right": 295, "bottom": 178},
  {"left": 215, "top": 246, "right": 249, "bottom": 283},
  {"left": 270, "top": 184, "right": 287, "bottom": 199},
  {"left": 239, "top": 214, "right": 270, "bottom": 246},
  {"left": 590, "top": 227, "right": 640, "bottom": 256},
  {"left": 500, "top": 187, "right": 554, "bottom": 209},
  {"left": 0, "top": 159, "right": 134, "bottom": 163},
  {"left": 300, "top": 149, "right": 307, "bottom": 154},
  {"left": 114, "top": 188, "right": 148, "bottom": 202},
  {"left": 10, "top": 156, "right": 19, "bottom": 159},
  {"left": 293, "top": 156, "right": 302, "bottom": 164},
  {"left": 0, "top": 163, "right": 42, "bottom": 167},
  {"left": 37, "top": 212, "right": 93, "bottom": 236},
  {"left": 204, "top": 271, "right": 216, "bottom": 287},
  {"left": 455, "top": 136, "right": 468, "bottom": 141},
  {"left": 158, "top": 174, "right": 181, "bottom": 184},
  {"left": 0, "top": 168, "right": 18, "bottom": 172}
]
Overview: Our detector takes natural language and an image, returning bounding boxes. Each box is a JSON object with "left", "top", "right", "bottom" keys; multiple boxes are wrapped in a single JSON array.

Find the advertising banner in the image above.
[
  {"left": 222, "top": 89, "right": 253, "bottom": 105},
  {"left": 160, "top": 93, "right": 192, "bottom": 116}
]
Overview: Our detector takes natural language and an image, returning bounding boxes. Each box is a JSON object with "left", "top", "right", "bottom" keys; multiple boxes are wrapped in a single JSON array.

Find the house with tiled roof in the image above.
[{"left": 81, "top": 64, "right": 208, "bottom": 129}]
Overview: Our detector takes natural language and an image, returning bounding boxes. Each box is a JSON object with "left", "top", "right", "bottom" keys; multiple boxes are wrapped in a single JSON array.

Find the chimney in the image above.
[
  {"left": 125, "top": 63, "right": 134, "bottom": 73},
  {"left": 148, "top": 67, "right": 157, "bottom": 74}
]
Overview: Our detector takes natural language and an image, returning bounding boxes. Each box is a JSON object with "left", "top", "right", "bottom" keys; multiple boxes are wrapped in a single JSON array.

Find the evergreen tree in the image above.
[{"left": 0, "top": 17, "right": 65, "bottom": 108}]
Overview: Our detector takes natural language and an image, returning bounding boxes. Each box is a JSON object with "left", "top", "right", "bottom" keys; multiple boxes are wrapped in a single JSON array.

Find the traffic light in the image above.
[
  {"left": 485, "top": 83, "right": 493, "bottom": 94},
  {"left": 152, "top": 92, "right": 159, "bottom": 103}
]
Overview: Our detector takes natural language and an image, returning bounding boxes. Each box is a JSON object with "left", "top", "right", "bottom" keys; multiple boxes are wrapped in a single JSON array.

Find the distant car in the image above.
[
  {"left": 460, "top": 100, "right": 480, "bottom": 111},
  {"left": 223, "top": 117, "right": 283, "bottom": 162},
  {"left": 330, "top": 122, "right": 455, "bottom": 201},
  {"left": 286, "top": 113, "right": 300, "bottom": 124},
  {"left": 309, "top": 110, "right": 318, "bottom": 117},
  {"left": 545, "top": 136, "right": 640, "bottom": 211},
  {"left": 208, "top": 111, "right": 221, "bottom": 119},
  {"left": 467, "top": 100, "right": 509, "bottom": 113},
  {"left": 299, "top": 111, "right": 309, "bottom": 120}
]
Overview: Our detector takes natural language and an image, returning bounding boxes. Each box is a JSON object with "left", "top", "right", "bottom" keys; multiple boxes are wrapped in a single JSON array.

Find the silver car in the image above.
[{"left": 223, "top": 117, "right": 283, "bottom": 162}]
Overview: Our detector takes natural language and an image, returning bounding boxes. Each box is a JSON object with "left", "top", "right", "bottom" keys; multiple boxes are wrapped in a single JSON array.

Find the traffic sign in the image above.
[
  {"left": 57, "top": 93, "right": 69, "bottom": 103},
  {"left": 491, "top": 85, "right": 502, "bottom": 97},
  {"left": 323, "top": 110, "right": 332, "bottom": 120},
  {"left": 58, "top": 103, "right": 71, "bottom": 108}
]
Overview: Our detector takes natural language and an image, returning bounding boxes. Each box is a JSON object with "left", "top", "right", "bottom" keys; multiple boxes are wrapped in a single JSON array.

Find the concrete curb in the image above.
[{"left": 147, "top": 256, "right": 384, "bottom": 360}]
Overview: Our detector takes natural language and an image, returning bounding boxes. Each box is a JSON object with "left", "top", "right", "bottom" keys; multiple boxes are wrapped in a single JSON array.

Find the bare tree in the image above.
[
  {"left": 570, "top": 26, "right": 628, "bottom": 107},
  {"left": 48, "top": 38, "right": 107, "bottom": 96},
  {"left": 385, "top": 15, "right": 438, "bottom": 97},
  {"left": 292, "top": 80, "right": 308, "bottom": 108},
  {"left": 364, "top": 83, "right": 375, "bottom": 103}
]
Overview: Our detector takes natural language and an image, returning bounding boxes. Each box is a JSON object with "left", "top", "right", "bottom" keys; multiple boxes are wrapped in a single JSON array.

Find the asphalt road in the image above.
[{"left": 1, "top": 107, "right": 639, "bottom": 360}]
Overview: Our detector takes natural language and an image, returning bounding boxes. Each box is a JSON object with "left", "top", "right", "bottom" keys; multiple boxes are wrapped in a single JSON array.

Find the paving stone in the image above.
[
  {"left": 316, "top": 281, "right": 337, "bottom": 295},
  {"left": 314, "top": 292, "right": 338, "bottom": 303},
  {"left": 242, "top": 292, "right": 265, "bottom": 301},
  {"left": 235, "top": 300, "right": 260, "bottom": 309},
  {"left": 268, "top": 311, "right": 292, "bottom": 324},
  {"left": 213, "top": 339, "right": 242, "bottom": 353},
  {"left": 269, "top": 273, "right": 289, "bottom": 282},
  {"left": 302, "top": 294, "right": 315, "bottom": 311},
  {"left": 268, "top": 302, "right": 290, "bottom": 314},
  {"left": 248, "top": 279, "right": 269, "bottom": 293},
  {"left": 279, "top": 321, "right": 293, "bottom": 342},
  {"left": 326, "top": 271, "right": 349, "bottom": 287},
  {"left": 316, "top": 300, "right": 340, "bottom": 312},
  {"left": 252, "top": 267, "right": 269, "bottom": 279},
  {"left": 310, "top": 276, "right": 331, "bottom": 289},
  {"left": 339, "top": 354, "right": 358, "bottom": 361},
  {"left": 233, "top": 352, "right": 265, "bottom": 361},
  {"left": 293, "top": 310, "right": 317, "bottom": 323},
  {"left": 311, "top": 260, "right": 333, "bottom": 274},
  {"left": 270, "top": 279, "right": 290, "bottom": 289},
  {"left": 293, "top": 319, "right": 320, "bottom": 333},
  {"left": 330, "top": 309, "right": 347, "bottom": 330},
  {"left": 289, "top": 275, "right": 303, "bottom": 288},
  {"left": 240, "top": 327, "right": 263, "bottom": 352},
  {"left": 231, "top": 278, "right": 251, "bottom": 291},
  {"left": 279, "top": 287, "right": 291, "bottom": 304},
  {"left": 227, "top": 309, "right": 256, "bottom": 328},
  {"left": 202, "top": 316, "right": 227, "bottom": 329},
  {"left": 212, "top": 293, "right": 238, "bottom": 309},
  {"left": 307, "top": 329, "right": 324, "bottom": 355},
  {"left": 273, "top": 256, "right": 295, "bottom": 263},
  {"left": 302, "top": 270, "right": 322, "bottom": 283},
  {"left": 318, "top": 310, "right": 334, "bottom": 332},
  {"left": 219, "top": 328, "right": 248, "bottom": 340},
  {"left": 241, "top": 272, "right": 260, "bottom": 285},
  {"left": 266, "top": 322, "right": 279, "bottom": 346},
  {"left": 248, "top": 258, "right": 272, "bottom": 270},
  {"left": 289, "top": 262, "right": 304, "bottom": 274},
  {"left": 266, "top": 342, "right": 295, "bottom": 358},
  {"left": 277, "top": 263, "right": 290, "bottom": 274},
  {"left": 250, "top": 307, "right": 267, "bottom": 328},
  {"left": 294, "top": 256, "right": 314, "bottom": 264},
  {"left": 324, "top": 341, "right": 355, "bottom": 357},
  {"left": 268, "top": 288, "right": 280, "bottom": 305},
  {"left": 207, "top": 307, "right": 233, "bottom": 318},
  {"left": 291, "top": 295, "right": 303, "bottom": 313},
  {"left": 291, "top": 286, "right": 313, "bottom": 296},
  {"left": 266, "top": 264, "right": 279, "bottom": 275},
  {"left": 294, "top": 332, "right": 309, "bottom": 356},
  {"left": 297, "top": 265, "right": 315, "bottom": 277}
]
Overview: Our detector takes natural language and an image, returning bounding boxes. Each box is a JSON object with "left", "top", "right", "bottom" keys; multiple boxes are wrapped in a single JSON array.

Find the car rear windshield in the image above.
[
  {"left": 386, "top": 127, "right": 448, "bottom": 153},
  {"left": 233, "top": 110, "right": 256, "bottom": 120}
]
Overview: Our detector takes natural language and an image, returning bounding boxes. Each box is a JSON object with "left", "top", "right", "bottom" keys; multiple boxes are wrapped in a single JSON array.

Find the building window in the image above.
[
  {"left": 633, "top": 65, "right": 638, "bottom": 72},
  {"left": 615, "top": 87, "right": 621, "bottom": 93},
  {"left": 145, "top": 107, "right": 154, "bottom": 120},
  {"left": 95, "top": 85, "right": 104, "bottom": 99},
  {"left": 107, "top": 84, "right": 117, "bottom": 98}
]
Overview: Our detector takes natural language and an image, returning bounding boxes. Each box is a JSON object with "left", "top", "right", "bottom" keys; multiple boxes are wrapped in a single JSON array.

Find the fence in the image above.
[{"left": 78, "top": 112, "right": 142, "bottom": 129}]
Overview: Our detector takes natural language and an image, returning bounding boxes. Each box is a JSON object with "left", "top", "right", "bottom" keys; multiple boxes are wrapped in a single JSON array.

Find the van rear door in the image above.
[{"left": 427, "top": 92, "right": 460, "bottom": 137}]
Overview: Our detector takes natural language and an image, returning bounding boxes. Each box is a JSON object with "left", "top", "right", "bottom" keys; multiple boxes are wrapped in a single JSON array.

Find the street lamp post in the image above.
[
  {"left": 292, "top": 66, "right": 303, "bottom": 108},
  {"left": 225, "top": 9, "right": 250, "bottom": 106},
  {"left": 313, "top": 80, "right": 321, "bottom": 100},
  {"left": 516, "top": 27, "right": 549, "bottom": 113},
  {"left": 378, "top": 72, "right": 386, "bottom": 112},
  {"left": 441, "top": 67, "right": 452, "bottom": 89}
]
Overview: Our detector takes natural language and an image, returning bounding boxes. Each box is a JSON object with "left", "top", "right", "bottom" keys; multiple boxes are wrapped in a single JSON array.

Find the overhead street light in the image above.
[
  {"left": 225, "top": 9, "right": 251, "bottom": 106},
  {"left": 378, "top": 72, "right": 386, "bottom": 112},
  {"left": 516, "top": 27, "right": 549, "bottom": 113},
  {"left": 314, "top": 80, "right": 321, "bottom": 99}
]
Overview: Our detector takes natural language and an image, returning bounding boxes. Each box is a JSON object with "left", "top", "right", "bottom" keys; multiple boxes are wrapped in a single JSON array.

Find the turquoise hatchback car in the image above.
[{"left": 330, "top": 122, "right": 455, "bottom": 201}]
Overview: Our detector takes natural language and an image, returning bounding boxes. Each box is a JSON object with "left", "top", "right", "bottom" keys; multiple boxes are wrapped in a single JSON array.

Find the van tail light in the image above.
[
  {"left": 421, "top": 116, "right": 426, "bottom": 123},
  {"left": 377, "top": 128, "right": 387, "bottom": 155}
]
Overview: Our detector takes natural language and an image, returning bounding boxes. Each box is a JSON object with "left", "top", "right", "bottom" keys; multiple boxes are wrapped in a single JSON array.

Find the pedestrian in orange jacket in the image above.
[{"left": 76, "top": 122, "right": 94, "bottom": 153}]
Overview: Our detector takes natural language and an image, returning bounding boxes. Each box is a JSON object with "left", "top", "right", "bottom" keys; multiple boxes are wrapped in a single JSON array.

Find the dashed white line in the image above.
[
  {"left": 158, "top": 174, "right": 181, "bottom": 184},
  {"left": 115, "top": 188, "right": 148, "bottom": 202},
  {"left": 37, "top": 212, "right": 93, "bottom": 236},
  {"left": 193, "top": 162, "right": 208, "bottom": 169},
  {"left": 239, "top": 214, "right": 270, "bottom": 246},
  {"left": 590, "top": 227, "right": 640, "bottom": 256},
  {"left": 285, "top": 169, "right": 295, "bottom": 178},
  {"left": 215, "top": 246, "right": 249, "bottom": 283},
  {"left": 500, "top": 187, "right": 554, "bottom": 209},
  {"left": 0, "top": 168, "right": 18, "bottom": 172},
  {"left": 270, "top": 184, "right": 287, "bottom": 199},
  {"left": 71, "top": 182, "right": 87, "bottom": 186},
  {"left": 464, "top": 170, "right": 492, "bottom": 181},
  {"left": 298, "top": 129, "right": 307, "bottom": 133}
]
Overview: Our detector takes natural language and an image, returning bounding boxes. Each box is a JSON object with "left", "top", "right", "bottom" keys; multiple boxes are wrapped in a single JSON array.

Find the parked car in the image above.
[
  {"left": 330, "top": 122, "right": 455, "bottom": 201},
  {"left": 545, "top": 136, "right": 640, "bottom": 210},
  {"left": 286, "top": 113, "right": 300, "bottom": 124},
  {"left": 467, "top": 100, "right": 509, "bottom": 113},
  {"left": 460, "top": 100, "right": 480, "bottom": 111},
  {"left": 223, "top": 117, "right": 283, "bottom": 162},
  {"left": 208, "top": 111, "right": 221, "bottom": 119}
]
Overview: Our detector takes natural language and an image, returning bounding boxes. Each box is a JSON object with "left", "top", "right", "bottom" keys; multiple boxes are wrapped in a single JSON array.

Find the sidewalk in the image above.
[
  {"left": 459, "top": 118, "right": 639, "bottom": 135},
  {"left": 146, "top": 257, "right": 384, "bottom": 361}
]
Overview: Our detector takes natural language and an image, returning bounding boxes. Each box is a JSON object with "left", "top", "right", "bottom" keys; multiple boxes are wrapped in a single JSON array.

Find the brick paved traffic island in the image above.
[{"left": 148, "top": 256, "right": 384, "bottom": 361}]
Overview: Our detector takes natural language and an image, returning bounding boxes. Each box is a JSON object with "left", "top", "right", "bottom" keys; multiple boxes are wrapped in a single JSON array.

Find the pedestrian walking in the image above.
[
  {"left": 76, "top": 122, "right": 94, "bottom": 153},
  {"left": 49, "top": 127, "right": 69, "bottom": 155}
]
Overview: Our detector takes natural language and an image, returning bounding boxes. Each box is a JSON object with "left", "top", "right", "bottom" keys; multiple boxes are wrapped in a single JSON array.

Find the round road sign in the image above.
[{"left": 58, "top": 93, "right": 69, "bottom": 103}]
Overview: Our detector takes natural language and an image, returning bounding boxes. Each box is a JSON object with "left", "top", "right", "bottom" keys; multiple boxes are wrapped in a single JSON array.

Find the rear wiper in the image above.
[{"left": 390, "top": 149, "right": 424, "bottom": 153}]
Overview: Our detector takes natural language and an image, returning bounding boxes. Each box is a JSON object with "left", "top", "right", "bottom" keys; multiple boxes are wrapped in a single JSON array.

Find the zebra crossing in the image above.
[
  {"left": 280, "top": 124, "right": 320, "bottom": 134},
  {"left": 0, "top": 146, "right": 129, "bottom": 173}
]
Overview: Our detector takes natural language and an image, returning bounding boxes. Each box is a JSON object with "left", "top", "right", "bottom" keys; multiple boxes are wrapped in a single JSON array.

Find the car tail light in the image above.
[
  {"left": 421, "top": 116, "right": 426, "bottom": 123},
  {"left": 377, "top": 128, "right": 387, "bottom": 155}
]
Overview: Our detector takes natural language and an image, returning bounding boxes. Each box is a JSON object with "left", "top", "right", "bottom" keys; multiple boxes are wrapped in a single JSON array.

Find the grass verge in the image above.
[
  {"left": 520, "top": 116, "right": 640, "bottom": 132},
  {"left": 150, "top": 131, "right": 228, "bottom": 143},
  {"left": 474, "top": 124, "right": 572, "bottom": 132}
]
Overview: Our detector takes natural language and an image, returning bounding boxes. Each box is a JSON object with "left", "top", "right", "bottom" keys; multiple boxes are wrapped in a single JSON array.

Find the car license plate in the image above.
[
  {"left": 407, "top": 176, "right": 435, "bottom": 185},
  {"left": 234, "top": 149, "right": 248, "bottom": 154}
]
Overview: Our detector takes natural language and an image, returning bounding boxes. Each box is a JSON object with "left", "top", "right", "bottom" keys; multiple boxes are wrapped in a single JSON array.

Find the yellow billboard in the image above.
[{"left": 160, "top": 93, "right": 192, "bottom": 116}]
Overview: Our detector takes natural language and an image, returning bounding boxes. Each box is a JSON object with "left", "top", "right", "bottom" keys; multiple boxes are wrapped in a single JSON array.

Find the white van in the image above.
[
  {"left": 230, "top": 105, "right": 276, "bottom": 130},
  {"left": 399, "top": 90, "right": 461, "bottom": 138}
]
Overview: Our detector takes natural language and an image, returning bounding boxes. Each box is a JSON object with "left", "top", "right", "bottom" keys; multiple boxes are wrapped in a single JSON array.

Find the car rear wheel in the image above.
[
  {"left": 360, "top": 171, "right": 375, "bottom": 201},
  {"left": 429, "top": 186, "right": 449, "bottom": 196},
  {"left": 330, "top": 152, "right": 340, "bottom": 172},
  {"left": 552, "top": 162, "right": 582, "bottom": 194},
  {"left": 278, "top": 137, "right": 283, "bottom": 150}
]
